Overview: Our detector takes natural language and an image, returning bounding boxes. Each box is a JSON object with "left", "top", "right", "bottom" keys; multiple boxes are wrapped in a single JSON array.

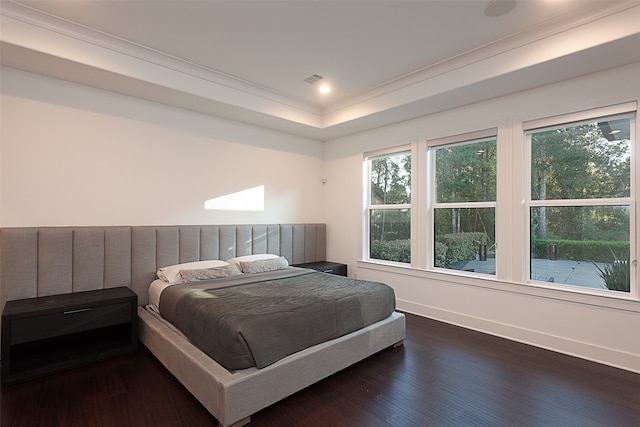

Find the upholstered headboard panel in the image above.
[{"left": 0, "top": 224, "right": 326, "bottom": 308}]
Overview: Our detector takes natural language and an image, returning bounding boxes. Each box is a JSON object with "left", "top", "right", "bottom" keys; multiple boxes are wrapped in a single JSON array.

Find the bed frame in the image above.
[{"left": 0, "top": 224, "right": 406, "bottom": 427}]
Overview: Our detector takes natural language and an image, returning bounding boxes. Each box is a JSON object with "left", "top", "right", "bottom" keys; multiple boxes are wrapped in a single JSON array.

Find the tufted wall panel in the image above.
[{"left": 0, "top": 224, "right": 326, "bottom": 309}]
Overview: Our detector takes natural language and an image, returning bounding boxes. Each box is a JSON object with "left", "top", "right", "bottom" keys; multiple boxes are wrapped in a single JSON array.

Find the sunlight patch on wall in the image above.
[{"left": 204, "top": 185, "right": 265, "bottom": 211}]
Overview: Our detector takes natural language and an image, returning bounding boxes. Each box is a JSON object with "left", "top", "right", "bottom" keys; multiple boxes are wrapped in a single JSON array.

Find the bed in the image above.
[{"left": 0, "top": 224, "right": 406, "bottom": 427}]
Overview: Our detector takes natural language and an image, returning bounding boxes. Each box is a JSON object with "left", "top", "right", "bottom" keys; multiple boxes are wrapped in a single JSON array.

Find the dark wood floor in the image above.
[{"left": 2, "top": 312, "right": 639, "bottom": 427}]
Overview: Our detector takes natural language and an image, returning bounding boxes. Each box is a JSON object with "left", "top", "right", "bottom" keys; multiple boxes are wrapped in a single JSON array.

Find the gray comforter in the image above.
[{"left": 159, "top": 267, "right": 396, "bottom": 370}]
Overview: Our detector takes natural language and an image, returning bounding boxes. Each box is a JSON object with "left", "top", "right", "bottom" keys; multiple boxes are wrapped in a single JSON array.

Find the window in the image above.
[
  {"left": 526, "top": 111, "right": 635, "bottom": 293},
  {"left": 365, "top": 149, "right": 411, "bottom": 263},
  {"left": 361, "top": 104, "right": 636, "bottom": 301},
  {"left": 430, "top": 135, "right": 497, "bottom": 275}
]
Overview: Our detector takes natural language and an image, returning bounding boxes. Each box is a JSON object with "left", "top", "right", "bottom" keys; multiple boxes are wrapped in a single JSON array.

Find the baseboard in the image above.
[{"left": 398, "top": 299, "right": 640, "bottom": 375}]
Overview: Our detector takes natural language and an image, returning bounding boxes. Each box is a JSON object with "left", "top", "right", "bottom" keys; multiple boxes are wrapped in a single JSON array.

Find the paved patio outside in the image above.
[{"left": 460, "top": 258, "right": 608, "bottom": 290}]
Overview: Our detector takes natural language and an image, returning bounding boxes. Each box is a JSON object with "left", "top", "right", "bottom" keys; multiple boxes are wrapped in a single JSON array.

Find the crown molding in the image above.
[
  {"left": 1, "top": 0, "right": 322, "bottom": 115},
  {"left": 323, "top": 0, "right": 640, "bottom": 115}
]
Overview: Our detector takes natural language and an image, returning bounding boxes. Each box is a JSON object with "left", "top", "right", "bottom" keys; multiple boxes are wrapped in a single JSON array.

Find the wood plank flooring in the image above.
[{"left": 2, "top": 312, "right": 639, "bottom": 426}]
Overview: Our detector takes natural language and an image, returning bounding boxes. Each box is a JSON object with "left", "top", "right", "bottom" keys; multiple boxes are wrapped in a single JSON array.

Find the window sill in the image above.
[{"left": 357, "top": 260, "right": 640, "bottom": 314}]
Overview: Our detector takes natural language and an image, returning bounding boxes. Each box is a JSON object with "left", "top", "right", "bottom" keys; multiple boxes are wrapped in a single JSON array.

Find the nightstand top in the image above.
[
  {"left": 2, "top": 287, "right": 136, "bottom": 318},
  {"left": 293, "top": 261, "right": 344, "bottom": 268}
]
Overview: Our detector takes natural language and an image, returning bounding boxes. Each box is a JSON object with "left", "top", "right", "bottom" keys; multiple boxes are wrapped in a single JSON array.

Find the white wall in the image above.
[
  {"left": 323, "top": 62, "right": 640, "bottom": 373},
  {"left": 0, "top": 67, "right": 325, "bottom": 226}
]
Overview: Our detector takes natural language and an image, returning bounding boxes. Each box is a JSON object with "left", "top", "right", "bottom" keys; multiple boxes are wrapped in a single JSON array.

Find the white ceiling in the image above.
[{"left": 2, "top": 0, "right": 640, "bottom": 140}]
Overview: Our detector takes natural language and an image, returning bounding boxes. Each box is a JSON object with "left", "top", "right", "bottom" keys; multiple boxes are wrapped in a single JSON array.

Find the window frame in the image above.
[
  {"left": 359, "top": 103, "right": 638, "bottom": 303},
  {"left": 523, "top": 105, "right": 637, "bottom": 296},
  {"left": 364, "top": 146, "right": 412, "bottom": 264},
  {"left": 427, "top": 132, "right": 498, "bottom": 274}
]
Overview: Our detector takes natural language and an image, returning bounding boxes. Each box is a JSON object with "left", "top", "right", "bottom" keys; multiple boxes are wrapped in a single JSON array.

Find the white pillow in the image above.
[
  {"left": 239, "top": 256, "right": 289, "bottom": 274},
  {"left": 225, "top": 253, "right": 280, "bottom": 264},
  {"left": 157, "top": 260, "right": 229, "bottom": 283},
  {"left": 178, "top": 263, "right": 243, "bottom": 283}
]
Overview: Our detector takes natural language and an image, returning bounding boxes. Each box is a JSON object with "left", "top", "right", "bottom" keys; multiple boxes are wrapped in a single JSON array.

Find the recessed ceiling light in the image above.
[
  {"left": 319, "top": 84, "right": 331, "bottom": 94},
  {"left": 484, "top": 0, "right": 517, "bottom": 17}
]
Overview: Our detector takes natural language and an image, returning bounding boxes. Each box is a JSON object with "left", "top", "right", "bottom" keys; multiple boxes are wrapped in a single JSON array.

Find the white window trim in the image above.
[
  {"left": 523, "top": 101, "right": 636, "bottom": 131},
  {"left": 360, "top": 104, "right": 638, "bottom": 302},
  {"left": 427, "top": 127, "right": 498, "bottom": 147},
  {"left": 524, "top": 109, "right": 637, "bottom": 297},
  {"left": 427, "top": 133, "right": 498, "bottom": 274},
  {"left": 363, "top": 146, "right": 412, "bottom": 263}
]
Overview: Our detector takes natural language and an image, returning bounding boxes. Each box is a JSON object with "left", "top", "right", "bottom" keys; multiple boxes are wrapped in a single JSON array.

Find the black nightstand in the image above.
[
  {"left": 1, "top": 286, "right": 137, "bottom": 385},
  {"left": 294, "top": 261, "right": 348, "bottom": 277}
]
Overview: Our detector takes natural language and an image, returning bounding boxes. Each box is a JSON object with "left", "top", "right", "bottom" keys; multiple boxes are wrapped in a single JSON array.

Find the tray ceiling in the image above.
[{"left": 2, "top": 0, "right": 639, "bottom": 140}]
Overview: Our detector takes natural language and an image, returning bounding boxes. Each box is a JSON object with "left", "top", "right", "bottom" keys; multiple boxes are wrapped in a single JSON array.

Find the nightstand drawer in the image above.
[
  {"left": 316, "top": 266, "right": 342, "bottom": 275},
  {"left": 294, "top": 261, "right": 348, "bottom": 277},
  {"left": 11, "top": 302, "right": 132, "bottom": 345}
]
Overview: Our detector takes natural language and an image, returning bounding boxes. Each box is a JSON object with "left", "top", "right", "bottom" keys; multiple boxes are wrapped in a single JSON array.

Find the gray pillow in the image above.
[
  {"left": 240, "top": 256, "right": 289, "bottom": 274},
  {"left": 178, "top": 263, "right": 243, "bottom": 283}
]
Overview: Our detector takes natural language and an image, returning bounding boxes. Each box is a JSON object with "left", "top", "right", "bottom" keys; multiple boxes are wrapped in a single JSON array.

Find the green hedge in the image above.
[
  {"left": 370, "top": 239, "right": 411, "bottom": 263},
  {"left": 438, "top": 232, "right": 488, "bottom": 268},
  {"left": 434, "top": 241, "right": 447, "bottom": 268},
  {"left": 371, "top": 236, "right": 629, "bottom": 268},
  {"left": 371, "top": 233, "right": 489, "bottom": 267},
  {"left": 531, "top": 239, "right": 629, "bottom": 263}
]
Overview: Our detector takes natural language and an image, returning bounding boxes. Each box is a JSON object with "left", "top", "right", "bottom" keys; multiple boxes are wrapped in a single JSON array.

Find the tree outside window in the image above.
[
  {"left": 367, "top": 151, "right": 411, "bottom": 263},
  {"left": 432, "top": 138, "right": 497, "bottom": 274}
]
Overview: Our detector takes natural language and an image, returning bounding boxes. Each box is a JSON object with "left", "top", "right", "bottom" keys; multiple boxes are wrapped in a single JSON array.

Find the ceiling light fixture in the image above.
[
  {"left": 484, "top": 0, "right": 517, "bottom": 17},
  {"left": 319, "top": 84, "right": 331, "bottom": 94}
]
